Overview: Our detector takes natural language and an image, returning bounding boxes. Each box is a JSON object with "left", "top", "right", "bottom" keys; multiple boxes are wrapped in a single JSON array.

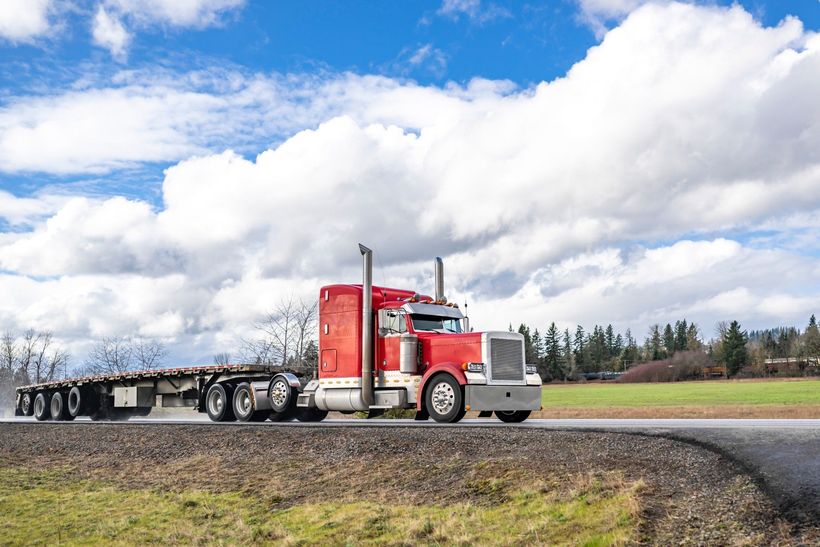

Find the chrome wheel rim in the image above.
[
  {"left": 34, "top": 396, "right": 44, "bottom": 416},
  {"left": 207, "top": 389, "right": 224, "bottom": 416},
  {"left": 237, "top": 390, "right": 252, "bottom": 416},
  {"left": 270, "top": 380, "right": 288, "bottom": 408},
  {"left": 431, "top": 381, "right": 455, "bottom": 415},
  {"left": 21, "top": 394, "right": 32, "bottom": 414}
]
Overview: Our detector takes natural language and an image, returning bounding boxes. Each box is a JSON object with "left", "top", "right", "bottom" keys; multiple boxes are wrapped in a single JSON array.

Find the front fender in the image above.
[{"left": 416, "top": 363, "right": 467, "bottom": 410}]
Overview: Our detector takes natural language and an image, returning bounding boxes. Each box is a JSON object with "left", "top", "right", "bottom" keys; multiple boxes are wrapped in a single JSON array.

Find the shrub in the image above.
[{"left": 617, "top": 351, "right": 711, "bottom": 383}]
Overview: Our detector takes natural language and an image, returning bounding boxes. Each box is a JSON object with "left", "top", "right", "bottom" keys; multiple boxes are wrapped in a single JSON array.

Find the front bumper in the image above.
[{"left": 464, "top": 384, "right": 541, "bottom": 412}]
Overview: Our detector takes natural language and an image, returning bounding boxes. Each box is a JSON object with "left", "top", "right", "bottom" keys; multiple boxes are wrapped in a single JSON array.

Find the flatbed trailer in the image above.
[{"left": 15, "top": 364, "right": 294, "bottom": 422}]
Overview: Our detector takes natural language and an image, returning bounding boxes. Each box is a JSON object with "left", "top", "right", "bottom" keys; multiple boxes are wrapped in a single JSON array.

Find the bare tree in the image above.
[
  {"left": 0, "top": 330, "right": 70, "bottom": 414},
  {"left": 213, "top": 352, "right": 231, "bottom": 366},
  {"left": 133, "top": 338, "right": 167, "bottom": 370},
  {"left": 83, "top": 336, "right": 166, "bottom": 375},
  {"left": 241, "top": 296, "right": 317, "bottom": 370},
  {"left": 294, "top": 300, "right": 318, "bottom": 368}
]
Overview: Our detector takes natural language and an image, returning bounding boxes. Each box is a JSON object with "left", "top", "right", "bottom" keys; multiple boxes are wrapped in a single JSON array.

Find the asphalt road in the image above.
[{"left": 4, "top": 417, "right": 820, "bottom": 524}]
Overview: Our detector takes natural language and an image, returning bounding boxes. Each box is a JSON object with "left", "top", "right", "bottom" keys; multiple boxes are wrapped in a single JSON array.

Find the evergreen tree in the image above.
[
  {"left": 605, "top": 324, "right": 615, "bottom": 361},
  {"left": 647, "top": 325, "right": 663, "bottom": 360},
  {"left": 674, "top": 319, "right": 688, "bottom": 351},
  {"left": 804, "top": 314, "right": 820, "bottom": 360},
  {"left": 517, "top": 324, "right": 534, "bottom": 364},
  {"left": 544, "top": 322, "right": 562, "bottom": 380},
  {"left": 721, "top": 320, "right": 748, "bottom": 376},
  {"left": 531, "top": 328, "right": 543, "bottom": 365},
  {"left": 663, "top": 323, "right": 675, "bottom": 356},
  {"left": 686, "top": 322, "right": 702, "bottom": 350},
  {"left": 573, "top": 325, "right": 586, "bottom": 372},
  {"left": 562, "top": 328, "right": 574, "bottom": 376}
]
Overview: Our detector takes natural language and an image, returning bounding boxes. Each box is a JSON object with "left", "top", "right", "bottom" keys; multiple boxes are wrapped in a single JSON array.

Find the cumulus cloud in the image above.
[
  {"left": 92, "top": 6, "right": 131, "bottom": 60},
  {"left": 1, "top": 2, "right": 819, "bottom": 362},
  {"left": 576, "top": 0, "right": 648, "bottom": 37},
  {"left": 0, "top": 0, "right": 54, "bottom": 43},
  {"left": 90, "top": 0, "right": 245, "bottom": 57}
]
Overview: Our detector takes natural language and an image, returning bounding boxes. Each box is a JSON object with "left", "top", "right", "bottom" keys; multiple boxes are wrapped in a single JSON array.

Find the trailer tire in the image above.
[
  {"left": 50, "top": 392, "right": 74, "bottom": 421},
  {"left": 67, "top": 387, "right": 85, "bottom": 417},
  {"left": 33, "top": 392, "right": 51, "bottom": 421},
  {"left": 233, "top": 382, "right": 269, "bottom": 422},
  {"left": 296, "top": 407, "right": 328, "bottom": 422},
  {"left": 206, "top": 383, "right": 236, "bottom": 422},
  {"left": 425, "top": 374, "right": 466, "bottom": 423},
  {"left": 20, "top": 392, "right": 35, "bottom": 416},
  {"left": 495, "top": 410, "right": 531, "bottom": 423}
]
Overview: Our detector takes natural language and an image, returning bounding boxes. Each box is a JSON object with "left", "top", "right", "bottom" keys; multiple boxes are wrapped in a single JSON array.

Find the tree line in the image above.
[{"left": 516, "top": 315, "right": 820, "bottom": 380}]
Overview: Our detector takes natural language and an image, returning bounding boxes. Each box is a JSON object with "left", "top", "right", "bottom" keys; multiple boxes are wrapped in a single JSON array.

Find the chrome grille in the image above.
[{"left": 489, "top": 338, "right": 524, "bottom": 382}]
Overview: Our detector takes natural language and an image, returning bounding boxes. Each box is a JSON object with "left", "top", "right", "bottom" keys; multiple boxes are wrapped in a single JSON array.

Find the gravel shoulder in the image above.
[{"left": 1, "top": 423, "right": 817, "bottom": 545}]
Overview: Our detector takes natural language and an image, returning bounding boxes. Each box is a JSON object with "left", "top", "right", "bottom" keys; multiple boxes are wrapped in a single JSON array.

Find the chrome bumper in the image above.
[{"left": 464, "top": 385, "right": 541, "bottom": 412}]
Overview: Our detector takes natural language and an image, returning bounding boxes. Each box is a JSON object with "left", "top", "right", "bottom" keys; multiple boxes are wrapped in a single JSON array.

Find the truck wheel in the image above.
[
  {"left": 50, "top": 392, "right": 74, "bottom": 421},
  {"left": 20, "top": 392, "right": 35, "bottom": 416},
  {"left": 33, "top": 392, "right": 51, "bottom": 421},
  {"left": 67, "top": 387, "right": 84, "bottom": 417},
  {"left": 296, "top": 408, "right": 328, "bottom": 422},
  {"left": 425, "top": 374, "right": 466, "bottom": 423},
  {"left": 206, "top": 383, "right": 236, "bottom": 422},
  {"left": 267, "top": 376, "right": 297, "bottom": 420},
  {"left": 495, "top": 410, "right": 531, "bottom": 423},
  {"left": 233, "top": 382, "right": 269, "bottom": 422}
]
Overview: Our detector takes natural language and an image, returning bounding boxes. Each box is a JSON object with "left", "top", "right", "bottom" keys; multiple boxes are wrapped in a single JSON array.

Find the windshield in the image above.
[{"left": 410, "top": 314, "right": 464, "bottom": 333}]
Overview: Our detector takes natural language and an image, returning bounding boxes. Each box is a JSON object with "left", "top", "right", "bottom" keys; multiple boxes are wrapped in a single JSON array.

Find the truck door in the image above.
[{"left": 377, "top": 309, "right": 406, "bottom": 372}]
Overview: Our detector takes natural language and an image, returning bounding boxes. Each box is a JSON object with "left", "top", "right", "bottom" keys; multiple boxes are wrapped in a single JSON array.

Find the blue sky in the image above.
[{"left": 0, "top": 0, "right": 819, "bottom": 364}]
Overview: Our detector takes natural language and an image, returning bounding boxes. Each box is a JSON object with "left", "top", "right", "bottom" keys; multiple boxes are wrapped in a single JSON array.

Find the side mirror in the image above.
[{"left": 379, "top": 327, "right": 389, "bottom": 337}]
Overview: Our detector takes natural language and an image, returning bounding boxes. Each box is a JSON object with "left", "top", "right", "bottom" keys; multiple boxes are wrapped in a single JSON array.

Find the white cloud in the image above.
[
  {"left": 0, "top": 0, "right": 53, "bottom": 43},
  {"left": 106, "top": 0, "right": 245, "bottom": 28},
  {"left": 90, "top": 0, "right": 245, "bottom": 57},
  {"left": 1, "top": 2, "right": 819, "bottom": 362},
  {"left": 437, "top": 0, "right": 511, "bottom": 24},
  {"left": 92, "top": 6, "right": 131, "bottom": 61},
  {"left": 576, "top": 0, "right": 648, "bottom": 37}
]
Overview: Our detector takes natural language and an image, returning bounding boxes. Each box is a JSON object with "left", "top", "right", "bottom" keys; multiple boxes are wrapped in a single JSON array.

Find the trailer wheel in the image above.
[
  {"left": 50, "top": 392, "right": 74, "bottom": 421},
  {"left": 67, "top": 387, "right": 85, "bottom": 417},
  {"left": 296, "top": 408, "right": 328, "bottom": 422},
  {"left": 232, "top": 382, "right": 269, "bottom": 422},
  {"left": 205, "top": 383, "right": 236, "bottom": 422},
  {"left": 20, "top": 392, "right": 35, "bottom": 416},
  {"left": 495, "top": 410, "right": 531, "bottom": 423},
  {"left": 425, "top": 374, "right": 466, "bottom": 423},
  {"left": 33, "top": 392, "right": 51, "bottom": 421}
]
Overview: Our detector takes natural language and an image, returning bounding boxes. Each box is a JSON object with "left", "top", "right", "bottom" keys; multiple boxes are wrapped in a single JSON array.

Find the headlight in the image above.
[
  {"left": 463, "top": 362, "right": 485, "bottom": 373},
  {"left": 526, "top": 365, "right": 538, "bottom": 375}
]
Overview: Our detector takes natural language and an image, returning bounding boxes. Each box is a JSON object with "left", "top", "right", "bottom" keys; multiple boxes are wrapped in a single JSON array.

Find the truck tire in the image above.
[
  {"left": 233, "top": 382, "right": 269, "bottom": 422},
  {"left": 425, "top": 374, "right": 466, "bottom": 423},
  {"left": 33, "top": 392, "right": 51, "bottom": 421},
  {"left": 296, "top": 407, "right": 328, "bottom": 422},
  {"left": 67, "top": 386, "right": 85, "bottom": 417},
  {"left": 50, "top": 392, "right": 74, "bottom": 421},
  {"left": 267, "top": 375, "right": 297, "bottom": 421},
  {"left": 495, "top": 410, "right": 531, "bottom": 423},
  {"left": 20, "top": 392, "right": 35, "bottom": 416},
  {"left": 205, "top": 383, "right": 235, "bottom": 422}
]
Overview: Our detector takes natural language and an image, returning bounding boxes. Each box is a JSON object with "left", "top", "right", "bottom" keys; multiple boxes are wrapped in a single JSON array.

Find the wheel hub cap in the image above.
[
  {"left": 431, "top": 382, "right": 455, "bottom": 415},
  {"left": 270, "top": 381, "right": 288, "bottom": 408}
]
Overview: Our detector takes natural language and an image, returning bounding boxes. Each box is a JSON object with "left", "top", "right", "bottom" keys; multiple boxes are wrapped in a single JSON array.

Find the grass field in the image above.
[
  {"left": 537, "top": 378, "right": 820, "bottom": 419},
  {"left": 0, "top": 467, "right": 641, "bottom": 546}
]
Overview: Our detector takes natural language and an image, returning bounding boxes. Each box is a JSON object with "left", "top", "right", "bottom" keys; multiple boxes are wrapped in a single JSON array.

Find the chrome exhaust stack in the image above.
[
  {"left": 359, "top": 243, "right": 375, "bottom": 408},
  {"left": 434, "top": 256, "right": 445, "bottom": 303}
]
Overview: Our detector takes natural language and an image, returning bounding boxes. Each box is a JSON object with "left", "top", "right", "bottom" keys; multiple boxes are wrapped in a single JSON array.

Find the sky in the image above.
[{"left": 0, "top": 0, "right": 819, "bottom": 366}]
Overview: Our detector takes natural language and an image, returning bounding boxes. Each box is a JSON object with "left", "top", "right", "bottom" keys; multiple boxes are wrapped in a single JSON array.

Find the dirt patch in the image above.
[{"left": 0, "top": 423, "right": 817, "bottom": 545}]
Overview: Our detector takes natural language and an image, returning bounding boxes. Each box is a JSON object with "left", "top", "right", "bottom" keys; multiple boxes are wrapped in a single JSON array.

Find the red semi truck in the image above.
[{"left": 15, "top": 245, "right": 542, "bottom": 423}]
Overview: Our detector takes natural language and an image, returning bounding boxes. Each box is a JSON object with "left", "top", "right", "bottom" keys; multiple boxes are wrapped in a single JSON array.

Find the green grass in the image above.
[
  {"left": 0, "top": 467, "right": 641, "bottom": 546},
  {"left": 541, "top": 379, "right": 820, "bottom": 408}
]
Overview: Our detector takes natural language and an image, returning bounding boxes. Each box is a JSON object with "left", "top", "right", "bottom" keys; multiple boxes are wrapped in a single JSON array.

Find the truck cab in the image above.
[{"left": 301, "top": 246, "right": 542, "bottom": 423}]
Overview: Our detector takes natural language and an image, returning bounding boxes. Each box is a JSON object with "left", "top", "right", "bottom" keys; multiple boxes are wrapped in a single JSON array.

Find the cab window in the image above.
[{"left": 379, "top": 309, "right": 407, "bottom": 336}]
